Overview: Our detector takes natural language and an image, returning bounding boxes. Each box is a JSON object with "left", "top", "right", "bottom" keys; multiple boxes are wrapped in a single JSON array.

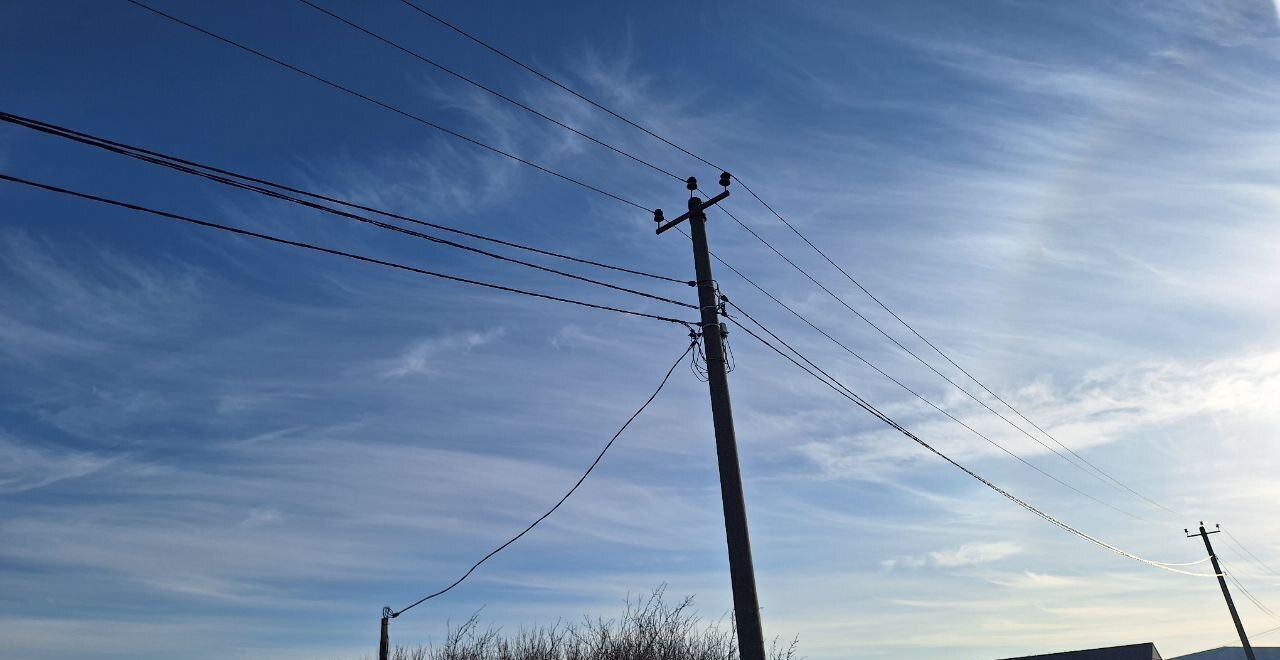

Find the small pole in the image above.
[
  {"left": 380, "top": 607, "right": 393, "bottom": 660},
  {"left": 1189, "top": 523, "right": 1256, "bottom": 660},
  {"left": 657, "top": 174, "right": 766, "bottom": 660}
]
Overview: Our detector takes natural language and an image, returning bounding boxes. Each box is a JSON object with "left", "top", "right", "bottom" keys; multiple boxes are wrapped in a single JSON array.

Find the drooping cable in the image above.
[
  {"left": 720, "top": 300, "right": 1216, "bottom": 577},
  {"left": 295, "top": 0, "right": 685, "bottom": 183},
  {"left": 0, "top": 172, "right": 695, "bottom": 328},
  {"left": 391, "top": 339, "right": 695, "bottom": 617},
  {"left": 0, "top": 111, "right": 684, "bottom": 286},
  {"left": 1143, "top": 555, "right": 1213, "bottom": 567},
  {"left": 122, "top": 0, "right": 652, "bottom": 213}
]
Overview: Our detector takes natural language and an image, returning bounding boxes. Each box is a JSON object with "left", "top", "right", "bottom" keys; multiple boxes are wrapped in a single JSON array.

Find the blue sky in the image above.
[{"left": 3, "top": 1, "right": 1280, "bottom": 659}]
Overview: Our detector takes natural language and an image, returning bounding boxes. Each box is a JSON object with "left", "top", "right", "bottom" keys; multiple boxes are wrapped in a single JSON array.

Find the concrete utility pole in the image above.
[
  {"left": 656, "top": 173, "right": 766, "bottom": 660},
  {"left": 1188, "top": 522, "right": 1256, "bottom": 660}
]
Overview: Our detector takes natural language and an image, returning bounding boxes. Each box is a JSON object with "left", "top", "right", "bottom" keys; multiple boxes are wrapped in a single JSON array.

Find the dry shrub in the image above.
[{"left": 377, "top": 588, "right": 799, "bottom": 660}]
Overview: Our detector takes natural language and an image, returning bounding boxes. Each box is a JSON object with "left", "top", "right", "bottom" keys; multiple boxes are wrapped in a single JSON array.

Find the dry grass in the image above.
[{"left": 372, "top": 588, "right": 799, "bottom": 660}]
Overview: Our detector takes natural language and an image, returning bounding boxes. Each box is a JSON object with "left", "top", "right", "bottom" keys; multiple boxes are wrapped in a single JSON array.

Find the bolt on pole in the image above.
[
  {"left": 1188, "top": 522, "right": 1256, "bottom": 660},
  {"left": 656, "top": 174, "right": 766, "bottom": 660}
]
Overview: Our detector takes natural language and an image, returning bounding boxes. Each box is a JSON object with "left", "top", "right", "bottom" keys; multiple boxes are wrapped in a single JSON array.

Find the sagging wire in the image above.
[
  {"left": 389, "top": 338, "right": 697, "bottom": 618},
  {"left": 690, "top": 328, "right": 710, "bottom": 383}
]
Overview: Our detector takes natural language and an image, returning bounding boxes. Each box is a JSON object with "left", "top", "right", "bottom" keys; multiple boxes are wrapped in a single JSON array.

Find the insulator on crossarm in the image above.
[
  {"left": 654, "top": 208, "right": 664, "bottom": 223},
  {"left": 719, "top": 172, "right": 731, "bottom": 188}
]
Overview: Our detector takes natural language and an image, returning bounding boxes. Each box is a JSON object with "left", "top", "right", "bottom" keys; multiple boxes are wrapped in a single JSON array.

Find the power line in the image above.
[
  {"left": 122, "top": 0, "right": 652, "bottom": 213},
  {"left": 391, "top": 339, "right": 695, "bottom": 617},
  {"left": 0, "top": 111, "right": 689, "bottom": 287},
  {"left": 0, "top": 172, "right": 696, "bottom": 328},
  {"left": 395, "top": 1, "right": 1171, "bottom": 515},
  {"left": 1223, "top": 527, "right": 1280, "bottom": 577},
  {"left": 699, "top": 200, "right": 1138, "bottom": 502},
  {"left": 295, "top": 0, "right": 685, "bottom": 183},
  {"left": 730, "top": 176, "right": 1174, "bottom": 515},
  {"left": 716, "top": 295, "right": 1136, "bottom": 519},
  {"left": 1216, "top": 623, "right": 1280, "bottom": 652},
  {"left": 177, "top": 0, "right": 1126, "bottom": 501},
  {"left": 719, "top": 300, "right": 1215, "bottom": 577},
  {"left": 0, "top": 113, "right": 694, "bottom": 312},
  {"left": 672, "top": 223, "right": 1135, "bottom": 519},
  {"left": 1223, "top": 566, "right": 1280, "bottom": 619},
  {"left": 395, "top": 0, "right": 722, "bottom": 174}
]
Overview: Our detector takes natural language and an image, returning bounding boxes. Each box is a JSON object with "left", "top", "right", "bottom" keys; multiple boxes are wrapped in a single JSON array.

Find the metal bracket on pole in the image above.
[
  {"left": 655, "top": 190, "right": 730, "bottom": 235},
  {"left": 655, "top": 174, "right": 733, "bottom": 235}
]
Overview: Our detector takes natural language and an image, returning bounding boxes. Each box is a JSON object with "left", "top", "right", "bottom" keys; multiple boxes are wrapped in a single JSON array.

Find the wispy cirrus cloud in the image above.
[
  {"left": 0, "top": 433, "right": 112, "bottom": 493},
  {"left": 4, "top": 2, "right": 1280, "bottom": 659},
  {"left": 377, "top": 327, "right": 506, "bottom": 378}
]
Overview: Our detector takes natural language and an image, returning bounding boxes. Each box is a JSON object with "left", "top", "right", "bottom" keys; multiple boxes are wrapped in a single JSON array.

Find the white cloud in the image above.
[
  {"left": 883, "top": 541, "right": 1022, "bottom": 571},
  {"left": 794, "top": 347, "right": 1280, "bottom": 485}
]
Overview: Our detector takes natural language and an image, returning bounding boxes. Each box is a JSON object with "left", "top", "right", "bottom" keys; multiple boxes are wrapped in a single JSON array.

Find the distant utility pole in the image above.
[
  {"left": 379, "top": 607, "right": 392, "bottom": 660},
  {"left": 1188, "top": 522, "right": 1256, "bottom": 660},
  {"left": 655, "top": 173, "right": 766, "bottom": 660}
]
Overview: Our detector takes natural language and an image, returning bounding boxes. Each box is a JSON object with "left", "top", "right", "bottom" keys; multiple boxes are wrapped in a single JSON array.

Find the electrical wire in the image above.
[
  {"left": 0, "top": 172, "right": 696, "bottom": 328},
  {"left": 1223, "top": 527, "right": 1280, "bottom": 577},
  {"left": 395, "top": 0, "right": 722, "bottom": 174},
  {"left": 1142, "top": 555, "right": 1212, "bottom": 567},
  {"left": 1215, "top": 622, "right": 1280, "bottom": 650},
  {"left": 719, "top": 300, "right": 1217, "bottom": 577},
  {"left": 0, "top": 111, "right": 689, "bottom": 288},
  {"left": 732, "top": 177, "right": 1175, "bottom": 517},
  {"left": 122, "top": 0, "right": 653, "bottom": 213},
  {"left": 295, "top": 0, "right": 685, "bottom": 183},
  {"left": 141, "top": 0, "right": 1165, "bottom": 533},
  {"left": 0, "top": 114, "right": 694, "bottom": 311},
  {"left": 391, "top": 339, "right": 695, "bottom": 617},
  {"left": 394, "top": 0, "right": 1173, "bottom": 516},
  {"left": 700, "top": 199, "right": 1139, "bottom": 504},
  {"left": 714, "top": 280, "right": 1137, "bottom": 520},
  {"left": 1223, "top": 566, "right": 1280, "bottom": 619},
  {"left": 674, "top": 222, "right": 1136, "bottom": 519},
  {"left": 1256, "top": 624, "right": 1280, "bottom": 640}
]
